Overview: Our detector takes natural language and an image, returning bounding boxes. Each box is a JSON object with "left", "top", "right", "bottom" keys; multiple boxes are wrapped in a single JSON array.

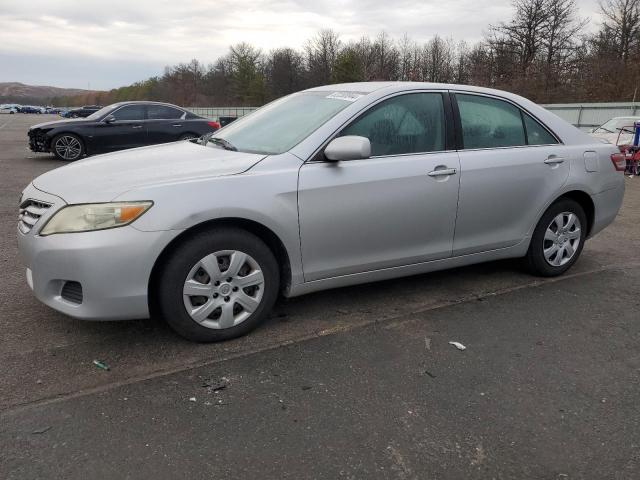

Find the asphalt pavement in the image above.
[{"left": 1, "top": 114, "right": 639, "bottom": 479}]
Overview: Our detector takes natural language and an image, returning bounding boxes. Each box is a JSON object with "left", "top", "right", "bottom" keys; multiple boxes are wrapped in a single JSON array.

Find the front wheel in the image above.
[
  {"left": 51, "top": 133, "right": 85, "bottom": 161},
  {"left": 155, "top": 228, "right": 280, "bottom": 342},
  {"left": 526, "top": 199, "right": 587, "bottom": 277}
]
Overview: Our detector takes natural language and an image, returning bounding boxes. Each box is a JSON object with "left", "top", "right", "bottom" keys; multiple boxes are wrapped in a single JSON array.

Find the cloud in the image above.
[{"left": 0, "top": 0, "right": 603, "bottom": 89}]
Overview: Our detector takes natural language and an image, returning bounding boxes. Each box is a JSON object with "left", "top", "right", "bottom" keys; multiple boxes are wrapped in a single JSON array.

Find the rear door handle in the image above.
[
  {"left": 427, "top": 168, "right": 457, "bottom": 177},
  {"left": 544, "top": 156, "right": 565, "bottom": 165},
  {"left": 132, "top": 125, "right": 143, "bottom": 129},
  {"left": 172, "top": 124, "right": 183, "bottom": 127}
]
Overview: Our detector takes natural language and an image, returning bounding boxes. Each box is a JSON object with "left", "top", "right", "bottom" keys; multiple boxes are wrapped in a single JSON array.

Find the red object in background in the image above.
[{"left": 207, "top": 121, "right": 221, "bottom": 130}]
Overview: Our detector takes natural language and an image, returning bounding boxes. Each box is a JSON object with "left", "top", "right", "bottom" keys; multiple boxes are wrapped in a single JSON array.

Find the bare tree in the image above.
[
  {"left": 492, "top": 0, "right": 549, "bottom": 73},
  {"left": 305, "top": 29, "right": 341, "bottom": 85},
  {"left": 542, "top": 0, "right": 587, "bottom": 94},
  {"left": 421, "top": 36, "right": 455, "bottom": 82},
  {"left": 599, "top": 0, "right": 640, "bottom": 62},
  {"left": 371, "top": 31, "right": 398, "bottom": 80}
]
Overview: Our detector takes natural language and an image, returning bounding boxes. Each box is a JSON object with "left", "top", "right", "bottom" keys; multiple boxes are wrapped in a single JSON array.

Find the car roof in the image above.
[
  {"left": 109, "top": 101, "right": 185, "bottom": 109},
  {"left": 304, "top": 81, "right": 529, "bottom": 98}
]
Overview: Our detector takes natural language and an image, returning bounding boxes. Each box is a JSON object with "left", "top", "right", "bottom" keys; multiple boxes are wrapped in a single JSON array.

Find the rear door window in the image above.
[
  {"left": 148, "top": 105, "right": 184, "bottom": 120},
  {"left": 456, "top": 94, "right": 525, "bottom": 149}
]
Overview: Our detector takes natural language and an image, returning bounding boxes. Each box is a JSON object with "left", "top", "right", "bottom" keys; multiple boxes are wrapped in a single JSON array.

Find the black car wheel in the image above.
[{"left": 52, "top": 133, "right": 85, "bottom": 161}]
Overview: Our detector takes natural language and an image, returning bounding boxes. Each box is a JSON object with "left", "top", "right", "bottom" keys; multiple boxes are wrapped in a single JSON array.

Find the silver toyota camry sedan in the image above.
[{"left": 18, "top": 82, "right": 625, "bottom": 341}]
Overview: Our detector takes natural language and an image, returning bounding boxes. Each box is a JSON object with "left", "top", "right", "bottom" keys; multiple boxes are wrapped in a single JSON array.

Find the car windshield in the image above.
[
  {"left": 595, "top": 118, "right": 639, "bottom": 134},
  {"left": 207, "top": 91, "right": 361, "bottom": 155},
  {"left": 85, "top": 105, "right": 118, "bottom": 120}
]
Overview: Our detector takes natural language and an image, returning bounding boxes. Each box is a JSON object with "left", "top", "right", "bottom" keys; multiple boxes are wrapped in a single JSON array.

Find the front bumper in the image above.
[
  {"left": 28, "top": 129, "right": 49, "bottom": 153},
  {"left": 18, "top": 214, "right": 182, "bottom": 321}
]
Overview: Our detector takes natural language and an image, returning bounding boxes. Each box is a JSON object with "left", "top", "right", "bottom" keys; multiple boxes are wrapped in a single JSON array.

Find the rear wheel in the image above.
[
  {"left": 51, "top": 133, "right": 85, "bottom": 161},
  {"left": 156, "top": 228, "right": 279, "bottom": 342},
  {"left": 526, "top": 199, "right": 587, "bottom": 276}
]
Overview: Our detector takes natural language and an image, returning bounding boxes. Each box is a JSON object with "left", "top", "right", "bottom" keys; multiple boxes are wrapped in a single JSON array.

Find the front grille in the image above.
[
  {"left": 18, "top": 199, "right": 52, "bottom": 234},
  {"left": 28, "top": 130, "right": 48, "bottom": 152},
  {"left": 61, "top": 281, "right": 83, "bottom": 304}
]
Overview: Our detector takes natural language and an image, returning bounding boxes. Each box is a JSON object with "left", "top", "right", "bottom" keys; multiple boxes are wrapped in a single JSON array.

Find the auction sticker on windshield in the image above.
[{"left": 325, "top": 92, "right": 365, "bottom": 102}]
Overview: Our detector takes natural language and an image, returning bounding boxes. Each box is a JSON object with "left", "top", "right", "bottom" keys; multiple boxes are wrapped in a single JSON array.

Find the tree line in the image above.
[{"left": 55, "top": 0, "right": 640, "bottom": 107}]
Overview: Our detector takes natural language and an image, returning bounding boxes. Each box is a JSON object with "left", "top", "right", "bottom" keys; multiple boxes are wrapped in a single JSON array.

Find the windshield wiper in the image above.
[{"left": 207, "top": 137, "right": 237, "bottom": 151}]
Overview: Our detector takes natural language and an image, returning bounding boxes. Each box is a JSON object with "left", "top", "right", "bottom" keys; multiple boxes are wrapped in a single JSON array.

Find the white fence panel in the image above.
[{"left": 542, "top": 103, "right": 640, "bottom": 131}]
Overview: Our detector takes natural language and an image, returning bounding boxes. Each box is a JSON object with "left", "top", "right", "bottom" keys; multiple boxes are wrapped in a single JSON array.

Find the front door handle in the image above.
[
  {"left": 427, "top": 167, "right": 457, "bottom": 177},
  {"left": 172, "top": 124, "right": 183, "bottom": 127},
  {"left": 544, "top": 156, "right": 565, "bottom": 165},
  {"left": 132, "top": 125, "right": 143, "bottom": 129}
]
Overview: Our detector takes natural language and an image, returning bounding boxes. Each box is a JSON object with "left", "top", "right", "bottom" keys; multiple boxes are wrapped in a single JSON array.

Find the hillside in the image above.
[{"left": 0, "top": 82, "right": 102, "bottom": 103}]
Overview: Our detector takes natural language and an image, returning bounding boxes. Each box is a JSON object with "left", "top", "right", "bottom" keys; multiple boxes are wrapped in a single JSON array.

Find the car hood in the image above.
[
  {"left": 32, "top": 141, "right": 267, "bottom": 203},
  {"left": 30, "top": 118, "right": 92, "bottom": 130}
]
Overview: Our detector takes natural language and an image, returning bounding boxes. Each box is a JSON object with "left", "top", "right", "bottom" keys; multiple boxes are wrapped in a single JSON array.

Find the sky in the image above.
[{"left": 0, "top": 0, "right": 603, "bottom": 91}]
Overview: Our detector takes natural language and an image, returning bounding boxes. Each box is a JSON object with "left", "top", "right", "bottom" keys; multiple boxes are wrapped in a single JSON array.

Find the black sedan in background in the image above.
[{"left": 28, "top": 101, "right": 220, "bottom": 161}]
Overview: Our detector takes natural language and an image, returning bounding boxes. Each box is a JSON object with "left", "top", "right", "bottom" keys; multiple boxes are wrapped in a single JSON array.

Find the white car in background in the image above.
[
  {"left": 0, "top": 104, "right": 20, "bottom": 114},
  {"left": 590, "top": 116, "right": 640, "bottom": 146}
]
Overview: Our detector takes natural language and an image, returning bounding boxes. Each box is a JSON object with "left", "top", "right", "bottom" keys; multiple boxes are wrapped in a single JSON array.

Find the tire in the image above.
[
  {"left": 179, "top": 133, "right": 199, "bottom": 141},
  {"left": 51, "top": 133, "right": 85, "bottom": 161},
  {"left": 526, "top": 198, "right": 587, "bottom": 277},
  {"left": 156, "top": 228, "right": 280, "bottom": 342}
]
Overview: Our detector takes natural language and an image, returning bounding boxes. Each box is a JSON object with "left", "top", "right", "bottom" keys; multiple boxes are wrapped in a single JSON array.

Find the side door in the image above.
[
  {"left": 452, "top": 93, "right": 570, "bottom": 256},
  {"left": 298, "top": 92, "right": 461, "bottom": 282},
  {"left": 94, "top": 104, "right": 148, "bottom": 152},
  {"left": 146, "top": 105, "right": 187, "bottom": 144}
]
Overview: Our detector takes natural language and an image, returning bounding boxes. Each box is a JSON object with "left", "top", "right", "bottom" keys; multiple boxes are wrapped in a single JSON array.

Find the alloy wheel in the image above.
[
  {"left": 54, "top": 135, "right": 82, "bottom": 160},
  {"left": 543, "top": 212, "right": 582, "bottom": 267},
  {"left": 182, "top": 250, "right": 265, "bottom": 329}
]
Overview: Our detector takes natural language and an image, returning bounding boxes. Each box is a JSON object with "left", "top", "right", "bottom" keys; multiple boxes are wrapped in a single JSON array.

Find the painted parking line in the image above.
[{"left": 0, "top": 117, "right": 15, "bottom": 130}]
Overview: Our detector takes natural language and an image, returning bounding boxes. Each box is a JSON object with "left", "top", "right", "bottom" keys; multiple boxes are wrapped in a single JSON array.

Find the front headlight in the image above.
[{"left": 40, "top": 201, "right": 153, "bottom": 236}]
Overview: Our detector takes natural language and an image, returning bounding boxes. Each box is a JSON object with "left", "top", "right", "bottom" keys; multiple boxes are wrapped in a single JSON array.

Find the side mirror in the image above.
[
  {"left": 104, "top": 115, "right": 116, "bottom": 124},
  {"left": 324, "top": 136, "right": 371, "bottom": 161}
]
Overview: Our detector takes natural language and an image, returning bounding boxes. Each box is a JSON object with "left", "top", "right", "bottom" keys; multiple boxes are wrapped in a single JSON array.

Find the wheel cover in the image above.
[
  {"left": 182, "top": 250, "right": 265, "bottom": 329},
  {"left": 543, "top": 212, "right": 582, "bottom": 267},
  {"left": 54, "top": 135, "right": 82, "bottom": 160}
]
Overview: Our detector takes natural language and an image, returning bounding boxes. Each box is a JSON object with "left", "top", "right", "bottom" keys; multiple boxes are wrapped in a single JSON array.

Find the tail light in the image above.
[
  {"left": 610, "top": 152, "right": 626, "bottom": 171},
  {"left": 207, "top": 121, "right": 220, "bottom": 130}
]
